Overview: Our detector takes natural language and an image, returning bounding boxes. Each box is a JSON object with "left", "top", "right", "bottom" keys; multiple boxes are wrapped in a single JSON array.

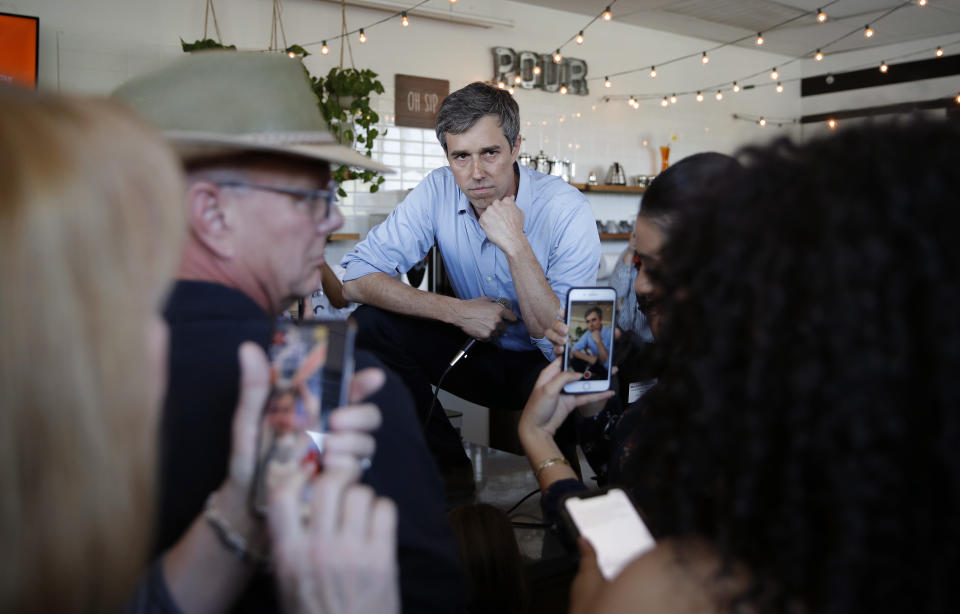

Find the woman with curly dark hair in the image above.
[{"left": 567, "top": 119, "right": 960, "bottom": 614}]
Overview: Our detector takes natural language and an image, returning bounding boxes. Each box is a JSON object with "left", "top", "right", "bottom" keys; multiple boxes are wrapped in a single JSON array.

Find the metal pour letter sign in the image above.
[{"left": 493, "top": 47, "right": 589, "bottom": 95}]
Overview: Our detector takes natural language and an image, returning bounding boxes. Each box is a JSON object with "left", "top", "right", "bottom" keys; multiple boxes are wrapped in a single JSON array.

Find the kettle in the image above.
[
  {"left": 535, "top": 151, "right": 551, "bottom": 174},
  {"left": 606, "top": 162, "right": 626, "bottom": 185}
]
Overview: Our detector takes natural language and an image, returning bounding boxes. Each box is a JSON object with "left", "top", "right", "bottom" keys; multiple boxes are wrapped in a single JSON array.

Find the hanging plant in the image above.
[
  {"left": 180, "top": 0, "right": 387, "bottom": 196},
  {"left": 310, "top": 67, "right": 386, "bottom": 196}
]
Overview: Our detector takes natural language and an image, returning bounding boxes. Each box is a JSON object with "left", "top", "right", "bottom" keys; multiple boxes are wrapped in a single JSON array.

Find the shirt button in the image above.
[{"left": 486, "top": 276, "right": 493, "bottom": 282}]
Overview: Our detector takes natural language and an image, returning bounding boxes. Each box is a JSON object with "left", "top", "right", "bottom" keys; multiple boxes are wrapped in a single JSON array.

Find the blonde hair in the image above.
[{"left": 0, "top": 89, "right": 185, "bottom": 612}]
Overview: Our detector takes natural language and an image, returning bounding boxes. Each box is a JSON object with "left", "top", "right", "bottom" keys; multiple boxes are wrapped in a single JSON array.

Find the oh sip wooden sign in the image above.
[{"left": 492, "top": 47, "right": 589, "bottom": 96}]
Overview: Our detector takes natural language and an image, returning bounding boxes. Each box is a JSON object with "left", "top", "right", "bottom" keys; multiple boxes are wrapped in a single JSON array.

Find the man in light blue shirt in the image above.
[
  {"left": 341, "top": 82, "right": 600, "bottom": 488},
  {"left": 569, "top": 306, "right": 613, "bottom": 380}
]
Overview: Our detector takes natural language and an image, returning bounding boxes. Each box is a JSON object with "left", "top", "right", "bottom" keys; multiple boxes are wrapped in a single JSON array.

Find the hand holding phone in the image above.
[
  {"left": 250, "top": 319, "right": 358, "bottom": 515},
  {"left": 562, "top": 488, "right": 655, "bottom": 580},
  {"left": 563, "top": 287, "right": 617, "bottom": 394}
]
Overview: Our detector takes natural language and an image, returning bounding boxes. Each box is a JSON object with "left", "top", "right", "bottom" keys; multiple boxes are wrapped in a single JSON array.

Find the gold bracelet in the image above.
[{"left": 534, "top": 456, "right": 571, "bottom": 480}]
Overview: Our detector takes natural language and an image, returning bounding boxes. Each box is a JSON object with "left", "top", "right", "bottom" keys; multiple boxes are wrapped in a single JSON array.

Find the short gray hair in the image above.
[{"left": 435, "top": 82, "right": 520, "bottom": 152}]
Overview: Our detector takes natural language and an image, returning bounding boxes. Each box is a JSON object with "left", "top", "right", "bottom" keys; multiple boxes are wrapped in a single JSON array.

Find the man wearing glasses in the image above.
[{"left": 115, "top": 52, "right": 464, "bottom": 614}]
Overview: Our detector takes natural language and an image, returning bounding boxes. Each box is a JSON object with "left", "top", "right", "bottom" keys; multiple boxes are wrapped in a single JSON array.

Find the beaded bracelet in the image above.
[
  {"left": 203, "top": 492, "right": 270, "bottom": 568},
  {"left": 534, "top": 456, "right": 571, "bottom": 480}
]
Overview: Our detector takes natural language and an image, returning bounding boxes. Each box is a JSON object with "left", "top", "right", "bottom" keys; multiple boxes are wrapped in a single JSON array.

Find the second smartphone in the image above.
[{"left": 563, "top": 286, "right": 617, "bottom": 394}]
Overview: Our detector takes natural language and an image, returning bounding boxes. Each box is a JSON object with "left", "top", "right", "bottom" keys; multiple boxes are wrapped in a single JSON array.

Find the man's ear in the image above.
[{"left": 185, "top": 180, "right": 236, "bottom": 259}]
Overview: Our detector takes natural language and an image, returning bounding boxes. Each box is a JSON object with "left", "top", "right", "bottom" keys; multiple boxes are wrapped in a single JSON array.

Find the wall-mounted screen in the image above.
[{"left": 0, "top": 12, "right": 39, "bottom": 89}]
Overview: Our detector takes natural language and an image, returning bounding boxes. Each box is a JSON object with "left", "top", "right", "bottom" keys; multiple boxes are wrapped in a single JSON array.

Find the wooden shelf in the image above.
[
  {"left": 328, "top": 232, "right": 360, "bottom": 241},
  {"left": 571, "top": 183, "right": 646, "bottom": 194},
  {"left": 599, "top": 233, "right": 630, "bottom": 240}
]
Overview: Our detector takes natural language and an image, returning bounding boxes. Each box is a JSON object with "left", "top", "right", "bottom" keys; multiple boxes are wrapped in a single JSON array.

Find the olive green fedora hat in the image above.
[{"left": 113, "top": 51, "right": 391, "bottom": 173}]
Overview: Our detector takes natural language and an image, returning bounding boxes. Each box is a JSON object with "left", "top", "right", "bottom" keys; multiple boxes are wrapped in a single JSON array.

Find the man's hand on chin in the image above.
[{"left": 478, "top": 195, "right": 526, "bottom": 255}]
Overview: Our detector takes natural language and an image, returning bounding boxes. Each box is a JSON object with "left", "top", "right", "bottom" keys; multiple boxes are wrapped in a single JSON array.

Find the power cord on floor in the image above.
[{"left": 505, "top": 487, "right": 540, "bottom": 516}]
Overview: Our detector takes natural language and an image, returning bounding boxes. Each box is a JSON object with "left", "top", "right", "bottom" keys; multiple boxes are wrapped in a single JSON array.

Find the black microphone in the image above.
[{"left": 448, "top": 297, "right": 513, "bottom": 368}]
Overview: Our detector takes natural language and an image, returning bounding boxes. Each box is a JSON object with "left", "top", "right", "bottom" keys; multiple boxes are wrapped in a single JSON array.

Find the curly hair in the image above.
[{"left": 627, "top": 119, "right": 960, "bottom": 614}]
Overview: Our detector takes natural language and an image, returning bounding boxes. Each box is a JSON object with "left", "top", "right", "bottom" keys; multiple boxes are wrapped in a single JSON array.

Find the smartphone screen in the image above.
[
  {"left": 563, "top": 287, "right": 617, "bottom": 393},
  {"left": 250, "top": 318, "right": 357, "bottom": 515},
  {"left": 563, "top": 488, "right": 656, "bottom": 580}
]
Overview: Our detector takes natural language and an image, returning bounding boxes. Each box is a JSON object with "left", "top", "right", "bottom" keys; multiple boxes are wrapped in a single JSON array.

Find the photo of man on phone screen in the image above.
[{"left": 569, "top": 305, "right": 613, "bottom": 380}]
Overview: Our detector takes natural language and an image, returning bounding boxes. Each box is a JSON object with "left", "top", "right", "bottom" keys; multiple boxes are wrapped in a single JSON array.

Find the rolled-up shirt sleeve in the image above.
[
  {"left": 341, "top": 179, "right": 439, "bottom": 281},
  {"left": 545, "top": 200, "right": 601, "bottom": 307}
]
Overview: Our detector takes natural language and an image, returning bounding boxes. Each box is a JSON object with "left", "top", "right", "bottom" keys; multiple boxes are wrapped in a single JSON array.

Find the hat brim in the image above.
[{"left": 167, "top": 132, "right": 394, "bottom": 174}]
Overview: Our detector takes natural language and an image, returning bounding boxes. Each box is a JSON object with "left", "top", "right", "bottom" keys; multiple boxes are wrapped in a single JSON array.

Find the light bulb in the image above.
[
  {"left": 864, "top": 25, "right": 874, "bottom": 38},
  {"left": 358, "top": 28, "right": 367, "bottom": 43},
  {"left": 514, "top": 74, "right": 522, "bottom": 84},
  {"left": 756, "top": 32, "right": 764, "bottom": 45},
  {"left": 321, "top": 41, "right": 329, "bottom": 55},
  {"left": 661, "top": 97, "right": 669, "bottom": 107},
  {"left": 776, "top": 82, "right": 784, "bottom": 93},
  {"left": 919, "top": 0, "right": 927, "bottom": 5},
  {"left": 670, "top": 93, "right": 678, "bottom": 103},
  {"left": 627, "top": 97, "right": 635, "bottom": 107},
  {"left": 880, "top": 61, "right": 889, "bottom": 73},
  {"left": 649, "top": 66, "right": 657, "bottom": 78},
  {"left": 936, "top": 47, "right": 943, "bottom": 57},
  {"left": 815, "top": 49, "right": 824, "bottom": 61},
  {"left": 553, "top": 49, "right": 562, "bottom": 63},
  {"left": 604, "top": 76, "right": 611, "bottom": 88},
  {"left": 533, "top": 65, "right": 542, "bottom": 75},
  {"left": 559, "top": 84, "right": 568, "bottom": 95},
  {"left": 827, "top": 118, "right": 837, "bottom": 129},
  {"left": 602, "top": 6, "right": 612, "bottom": 21},
  {"left": 956, "top": 93, "right": 960, "bottom": 104},
  {"left": 759, "top": 117, "right": 767, "bottom": 127},
  {"left": 497, "top": 80, "right": 506, "bottom": 89},
  {"left": 576, "top": 31, "right": 584, "bottom": 45},
  {"left": 732, "top": 81, "right": 741, "bottom": 93},
  {"left": 715, "top": 90, "right": 723, "bottom": 101},
  {"left": 696, "top": 91, "right": 704, "bottom": 102},
  {"left": 508, "top": 87, "right": 515, "bottom": 94},
  {"left": 701, "top": 51, "right": 709, "bottom": 64},
  {"left": 817, "top": 8, "right": 827, "bottom": 22},
  {"left": 287, "top": 51, "right": 296, "bottom": 58},
  {"left": 401, "top": 11, "right": 409, "bottom": 26},
  {"left": 770, "top": 67, "right": 779, "bottom": 80}
]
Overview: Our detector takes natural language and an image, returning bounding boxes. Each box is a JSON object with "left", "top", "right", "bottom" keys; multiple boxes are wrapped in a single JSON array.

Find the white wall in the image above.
[{"left": 12, "top": 0, "right": 806, "bottom": 177}]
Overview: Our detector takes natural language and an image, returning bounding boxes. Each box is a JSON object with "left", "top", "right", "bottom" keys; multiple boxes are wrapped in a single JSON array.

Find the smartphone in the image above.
[
  {"left": 563, "top": 286, "right": 617, "bottom": 393},
  {"left": 250, "top": 318, "right": 357, "bottom": 515},
  {"left": 562, "top": 487, "right": 656, "bottom": 580}
]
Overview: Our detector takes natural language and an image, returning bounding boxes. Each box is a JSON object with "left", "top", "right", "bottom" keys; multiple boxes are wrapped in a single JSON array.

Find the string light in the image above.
[
  {"left": 553, "top": 49, "right": 562, "bottom": 63},
  {"left": 879, "top": 60, "right": 889, "bottom": 73},
  {"left": 514, "top": 74, "right": 522, "bottom": 84},
  {"left": 827, "top": 118, "right": 837, "bottom": 129},
  {"left": 627, "top": 96, "right": 635, "bottom": 107},
  {"left": 815, "top": 49, "right": 824, "bottom": 61},
  {"left": 287, "top": 51, "right": 297, "bottom": 58},
  {"left": 604, "top": 76, "right": 612, "bottom": 88},
  {"left": 670, "top": 93, "right": 678, "bottom": 103},
  {"left": 508, "top": 87, "right": 514, "bottom": 94},
  {"left": 936, "top": 46, "right": 944, "bottom": 57},
  {"left": 756, "top": 32, "right": 764, "bottom": 45},
  {"left": 759, "top": 117, "right": 767, "bottom": 127},
  {"left": 649, "top": 66, "right": 657, "bottom": 78},
  {"left": 320, "top": 41, "right": 329, "bottom": 55},
  {"left": 776, "top": 82, "right": 784, "bottom": 93},
  {"left": 576, "top": 31, "right": 584, "bottom": 45},
  {"left": 661, "top": 96, "right": 669, "bottom": 107},
  {"left": 696, "top": 91, "right": 704, "bottom": 102},
  {"left": 732, "top": 81, "right": 740, "bottom": 93},
  {"left": 701, "top": 51, "right": 710, "bottom": 64},
  {"left": 715, "top": 90, "right": 723, "bottom": 101},
  {"left": 770, "top": 67, "right": 779, "bottom": 80},
  {"left": 956, "top": 93, "right": 960, "bottom": 104},
  {"left": 559, "top": 83, "right": 568, "bottom": 95},
  {"left": 602, "top": 6, "right": 612, "bottom": 21},
  {"left": 918, "top": 0, "right": 927, "bottom": 5},
  {"left": 864, "top": 25, "right": 874, "bottom": 38},
  {"left": 497, "top": 79, "right": 506, "bottom": 89},
  {"left": 533, "top": 65, "right": 542, "bottom": 76},
  {"left": 817, "top": 8, "right": 827, "bottom": 22},
  {"left": 358, "top": 28, "right": 367, "bottom": 43},
  {"left": 401, "top": 11, "right": 409, "bottom": 27}
]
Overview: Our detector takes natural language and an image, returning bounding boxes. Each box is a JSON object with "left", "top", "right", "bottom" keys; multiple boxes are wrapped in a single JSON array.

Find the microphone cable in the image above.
[{"left": 422, "top": 297, "right": 512, "bottom": 429}]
